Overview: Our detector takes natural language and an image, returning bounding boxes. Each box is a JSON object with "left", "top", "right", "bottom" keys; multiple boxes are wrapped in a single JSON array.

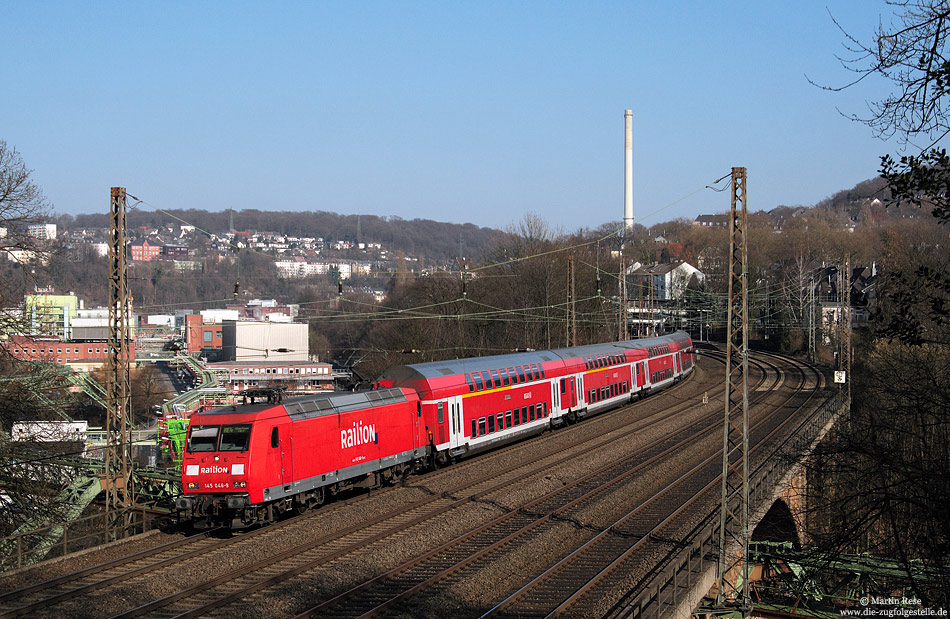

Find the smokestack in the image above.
[{"left": 624, "top": 110, "right": 633, "bottom": 231}]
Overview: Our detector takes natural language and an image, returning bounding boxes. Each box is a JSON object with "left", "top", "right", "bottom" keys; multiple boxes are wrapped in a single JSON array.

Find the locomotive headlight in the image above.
[
  {"left": 186, "top": 482, "right": 199, "bottom": 490},
  {"left": 233, "top": 481, "right": 246, "bottom": 488}
]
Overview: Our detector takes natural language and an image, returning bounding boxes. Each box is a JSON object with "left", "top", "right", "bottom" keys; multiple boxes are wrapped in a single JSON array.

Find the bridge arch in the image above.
[{"left": 751, "top": 498, "right": 800, "bottom": 548}]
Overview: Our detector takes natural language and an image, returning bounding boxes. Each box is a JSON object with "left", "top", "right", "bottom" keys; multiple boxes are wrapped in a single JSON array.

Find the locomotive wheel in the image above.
[
  {"left": 313, "top": 488, "right": 325, "bottom": 506},
  {"left": 567, "top": 411, "right": 578, "bottom": 425},
  {"left": 294, "top": 498, "right": 309, "bottom": 515}
]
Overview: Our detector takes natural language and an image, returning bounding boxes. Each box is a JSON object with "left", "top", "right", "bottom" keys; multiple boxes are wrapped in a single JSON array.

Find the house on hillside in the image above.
[
  {"left": 692, "top": 214, "right": 729, "bottom": 228},
  {"left": 626, "top": 261, "right": 705, "bottom": 302},
  {"left": 816, "top": 264, "right": 877, "bottom": 333},
  {"left": 624, "top": 261, "right": 706, "bottom": 334}
]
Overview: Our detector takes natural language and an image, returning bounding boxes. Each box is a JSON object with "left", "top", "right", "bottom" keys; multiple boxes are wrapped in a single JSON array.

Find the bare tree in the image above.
[
  {"left": 0, "top": 140, "right": 53, "bottom": 335},
  {"left": 821, "top": 0, "right": 950, "bottom": 144}
]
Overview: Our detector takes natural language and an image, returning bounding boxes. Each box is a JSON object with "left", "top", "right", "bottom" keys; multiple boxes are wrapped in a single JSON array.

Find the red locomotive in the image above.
[{"left": 176, "top": 332, "right": 693, "bottom": 527}]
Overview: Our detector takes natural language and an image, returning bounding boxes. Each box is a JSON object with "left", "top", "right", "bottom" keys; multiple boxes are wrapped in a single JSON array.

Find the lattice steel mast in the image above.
[
  {"left": 716, "top": 167, "right": 751, "bottom": 612},
  {"left": 106, "top": 187, "right": 133, "bottom": 536}
]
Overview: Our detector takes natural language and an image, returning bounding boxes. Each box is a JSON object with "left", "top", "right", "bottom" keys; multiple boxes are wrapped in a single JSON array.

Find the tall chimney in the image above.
[{"left": 624, "top": 110, "right": 634, "bottom": 231}]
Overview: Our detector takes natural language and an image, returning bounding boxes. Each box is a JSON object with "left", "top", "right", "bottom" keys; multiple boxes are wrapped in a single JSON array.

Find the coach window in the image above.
[
  {"left": 465, "top": 374, "right": 475, "bottom": 392},
  {"left": 478, "top": 417, "right": 487, "bottom": 436},
  {"left": 538, "top": 365, "right": 545, "bottom": 379},
  {"left": 505, "top": 410, "right": 513, "bottom": 427},
  {"left": 500, "top": 369, "right": 511, "bottom": 387},
  {"left": 481, "top": 371, "right": 493, "bottom": 389},
  {"left": 516, "top": 367, "right": 526, "bottom": 383},
  {"left": 473, "top": 373, "right": 484, "bottom": 391},
  {"left": 490, "top": 370, "right": 501, "bottom": 387},
  {"left": 438, "top": 402, "right": 444, "bottom": 424},
  {"left": 271, "top": 427, "right": 279, "bottom": 448},
  {"left": 497, "top": 413, "right": 504, "bottom": 430},
  {"left": 472, "top": 419, "right": 477, "bottom": 438},
  {"left": 487, "top": 415, "right": 495, "bottom": 433},
  {"left": 529, "top": 404, "right": 536, "bottom": 421},
  {"left": 521, "top": 406, "right": 528, "bottom": 423}
]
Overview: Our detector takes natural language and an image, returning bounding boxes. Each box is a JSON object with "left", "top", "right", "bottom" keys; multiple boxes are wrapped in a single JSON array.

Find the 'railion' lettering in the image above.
[
  {"left": 199, "top": 466, "right": 229, "bottom": 474},
  {"left": 341, "top": 420, "right": 376, "bottom": 449}
]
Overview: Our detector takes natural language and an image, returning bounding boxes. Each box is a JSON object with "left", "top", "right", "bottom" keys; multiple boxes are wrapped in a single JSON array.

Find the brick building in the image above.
[
  {"left": 4, "top": 335, "right": 135, "bottom": 370},
  {"left": 130, "top": 239, "right": 161, "bottom": 262}
]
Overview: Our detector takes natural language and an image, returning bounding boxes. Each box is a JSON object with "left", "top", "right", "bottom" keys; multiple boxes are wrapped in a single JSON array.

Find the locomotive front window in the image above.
[
  {"left": 219, "top": 424, "right": 253, "bottom": 451},
  {"left": 187, "top": 425, "right": 220, "bottom": 452}
]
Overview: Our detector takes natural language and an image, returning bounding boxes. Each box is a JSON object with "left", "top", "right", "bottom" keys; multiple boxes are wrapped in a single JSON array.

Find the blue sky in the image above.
[{"left": 2, "top": 1, "right": 895, "bottom": 232}]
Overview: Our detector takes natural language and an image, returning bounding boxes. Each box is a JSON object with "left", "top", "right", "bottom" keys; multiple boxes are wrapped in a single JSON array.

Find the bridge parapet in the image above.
[{"left": 609, "top": 389, "right": 847, "bottom": 619}]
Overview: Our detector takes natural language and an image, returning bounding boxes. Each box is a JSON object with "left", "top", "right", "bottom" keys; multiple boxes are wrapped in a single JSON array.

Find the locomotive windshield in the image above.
[
  {"left": 219, "top": 424, "right": 252, "bottom": 451},
  {"left": 187, "top": 425, "right": 219, "bottom": 452},
  {"left": 186, "top": 424, "right": 253, "bottom": 452}
]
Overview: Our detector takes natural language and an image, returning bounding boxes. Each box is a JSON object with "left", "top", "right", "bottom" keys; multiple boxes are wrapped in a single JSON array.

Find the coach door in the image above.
[
  {"left": 559, "top": 376, "right": 577, "bottom": 411},
  {"left": 448, "top": 396, "right": 463, "bottom": 448}
]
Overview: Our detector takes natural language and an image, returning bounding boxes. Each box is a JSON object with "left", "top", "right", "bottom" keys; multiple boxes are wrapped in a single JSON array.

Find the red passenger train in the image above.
[{"left": 176, "top": 331, "right": 694, "bottom": 527}]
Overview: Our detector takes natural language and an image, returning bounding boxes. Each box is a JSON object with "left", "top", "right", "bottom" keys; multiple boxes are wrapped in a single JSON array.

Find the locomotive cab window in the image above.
[
  {"left": 271, "top": 427, "right": 279, "bottom": 448},
  {"left": 219, "top": 424, "right": 253, "bottom": 452},
  {"left": 187, "top": 425, "right": 219, "bottom": 452}
]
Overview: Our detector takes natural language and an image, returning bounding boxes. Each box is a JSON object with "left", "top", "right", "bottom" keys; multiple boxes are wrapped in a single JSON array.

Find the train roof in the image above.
[
  {"left": 547, "top": 331, "right": 690, "bottom": 359},
  {"left": 196, "top": 388, "right": 411, "bottom": 422},
  {"left": 379, "top": 331, "right": 692, "bottom": 382},
  {"left": 378, "top": 348, "right": 561, "bottom": 383}
]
